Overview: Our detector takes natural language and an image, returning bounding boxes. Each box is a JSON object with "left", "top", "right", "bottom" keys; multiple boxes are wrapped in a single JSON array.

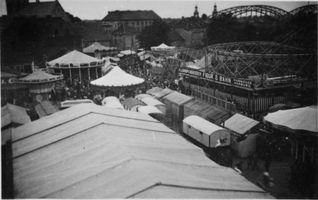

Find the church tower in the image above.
[
  {"left": 193, "top": 5, "right": 199, "bottom": 18},
  {"left": 212, "top": 3, "right": 218, "bottom": 17}
]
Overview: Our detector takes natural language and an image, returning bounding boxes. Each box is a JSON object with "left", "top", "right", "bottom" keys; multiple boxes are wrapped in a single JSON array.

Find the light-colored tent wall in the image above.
[
  {"left": 183, "top": 115, "right": 231, "bottom": 148},
  {"left": 162, "top": 92, "right": 193, "bottom": 123}
]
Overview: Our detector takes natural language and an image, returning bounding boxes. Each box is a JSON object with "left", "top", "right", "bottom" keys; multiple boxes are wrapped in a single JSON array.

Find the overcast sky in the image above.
[{"left": 34, "top": 0, "right": 314, "bottom": 20}]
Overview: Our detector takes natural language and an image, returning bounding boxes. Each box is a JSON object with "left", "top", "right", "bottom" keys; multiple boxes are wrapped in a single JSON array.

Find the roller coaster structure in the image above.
[{"left": 209, "top": 4, "right": 317, "bottom": 18}]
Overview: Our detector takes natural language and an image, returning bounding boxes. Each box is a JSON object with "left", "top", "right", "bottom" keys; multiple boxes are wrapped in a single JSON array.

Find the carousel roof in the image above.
[
  {"left": 83, "top": 42, "right": 117, "bottom": 53},
  {"left": 90, "top": 66, "right": 144, "bottom": 88},
  {"left": 47, "top": 50, "right": 102, "bottom": 66},
  {"left": 18, "top": 69, "right": 63, "bottom": 83}
]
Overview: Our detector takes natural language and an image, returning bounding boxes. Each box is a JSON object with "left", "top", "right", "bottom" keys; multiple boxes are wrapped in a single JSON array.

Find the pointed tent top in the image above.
[
  {"left": 151, "top": 43, "right": 175, "bottom": 51},
  {"left": 18, "top": 69, "right": 63, "bottom": 83},
  {"left": 48, "top": 50, "right": 102, "bottom": 66},
  {"left": 157, "top": 43, "right": 170, "bottom": 48},
  {"left": 90, "top": 66, "right": 144, "bottom": 88},
  {"left": 83, "top": 42, "right": 117, "bottom": 53}
]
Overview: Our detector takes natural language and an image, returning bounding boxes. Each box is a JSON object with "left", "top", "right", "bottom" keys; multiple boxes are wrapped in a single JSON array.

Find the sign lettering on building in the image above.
[{"left": 180, "top": 68, "right": 253, "bottom": 89}]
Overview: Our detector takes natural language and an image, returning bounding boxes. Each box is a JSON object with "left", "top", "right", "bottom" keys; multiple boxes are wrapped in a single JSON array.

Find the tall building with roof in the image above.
[
  {"left": 102, "top": 10, "right": 161, "bottom": 33},
  {"left": 12, "top": 0, "right": 70, "bottom": 21}
]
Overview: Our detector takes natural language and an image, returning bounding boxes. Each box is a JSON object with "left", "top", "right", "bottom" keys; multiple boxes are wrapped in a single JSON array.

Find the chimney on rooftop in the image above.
[{"left": 36, "top": 0, "right": 40, "bottom": 3}]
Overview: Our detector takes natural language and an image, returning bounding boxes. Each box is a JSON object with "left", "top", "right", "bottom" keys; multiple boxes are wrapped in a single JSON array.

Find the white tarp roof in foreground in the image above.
[
  {"left": 264, "top": 105, "right": 318, "bottom": 133},
  {"left": 224, "top": 113, "right": 259, "bottom": 135},
  {"left": 47, "top": 50, "right": 102, "bottom": 66},
  {"left": 11, "top": 104, "right": 272, "bottom": 198},
  {"left": 90, "top": 66, "right": 144, "bottom": 88}
]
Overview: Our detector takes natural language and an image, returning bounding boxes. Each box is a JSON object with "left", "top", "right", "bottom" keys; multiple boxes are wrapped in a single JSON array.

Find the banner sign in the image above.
[{"left": 179, "top": 68, "right": 253, "bottom": 88}]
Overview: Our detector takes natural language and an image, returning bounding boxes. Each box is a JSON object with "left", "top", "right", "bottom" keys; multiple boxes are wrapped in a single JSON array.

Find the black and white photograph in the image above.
[{"left": 0, "top": 0, "right": 317, "bottom": 198}]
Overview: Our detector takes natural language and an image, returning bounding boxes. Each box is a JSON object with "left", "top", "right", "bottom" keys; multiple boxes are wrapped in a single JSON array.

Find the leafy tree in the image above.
[{"left": 137, "top": 20, "right": 170, "bottom": 50}]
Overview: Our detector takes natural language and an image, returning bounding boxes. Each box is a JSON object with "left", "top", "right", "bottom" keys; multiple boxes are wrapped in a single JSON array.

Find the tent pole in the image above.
[
  {"left": 69, "top": 66, "right": 72, "bottom": 84},
  {"left": 88, "top": 66, "right": 91, "bottom": 80},
  {"left": 79, "top": 67, "right": 82, "bottom": 83}
]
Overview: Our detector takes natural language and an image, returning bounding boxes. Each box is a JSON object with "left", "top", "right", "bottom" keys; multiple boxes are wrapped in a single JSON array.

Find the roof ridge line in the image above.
[
  {"left": 12, "top": 112, "right": 93, "bottom": 143},
  {"left": 13, "top": 120, "right": 175, "bottom": 159},
  {"left": 13, "top": 122, "right": 105, "bottom": 159}
]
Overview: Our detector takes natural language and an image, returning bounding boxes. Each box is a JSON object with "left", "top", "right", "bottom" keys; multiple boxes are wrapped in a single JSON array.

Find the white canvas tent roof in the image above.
[
  {"left": 102, "top": 96, "right": 124, "bottom": 109},
  {"left": 183, "top": 115, "right": 226, "bottom": 136},
  {"left": 120, "top": 50, "right": 136, "bottom": 55},
  {"left": 135, "top": 93, "right": 153, "bottom": 100},
  {"left": 264, "top": 105, "right": 318, "bottom": 133},
  {"left": 90, "top": 66, "right": 144, "bottom": 88},
  {"left": 224, "top": 113, "right": 259, "bottom": 135},
  {"left": 140, "top": 97, "right": 164, "bottom": 106},
  {"left": 122, "top": 97, "right": 145, "bottom": 109},
  {"left": 153, "top": 88, "right": 173, "bottom": 99},
  {"left": 138, "top": 105, "right": 163, "bottom": 115},
  {"left": 146, "top": 87, "right": 163, "bottom": 96},
  {"left": 11, "top": 104, "right": 271, "bottom": 198},
  {"left": 163, "top": 91, "right": 193, "bottom": 106},
  {"left": 18, "top": 69, "right": 63, "bottom": 83},
  {"left": 1, "top": 103, "right": 30, "bottom": 128},
  {"left": 47, "top": 50, "right": 101, "bottom": 66}
]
